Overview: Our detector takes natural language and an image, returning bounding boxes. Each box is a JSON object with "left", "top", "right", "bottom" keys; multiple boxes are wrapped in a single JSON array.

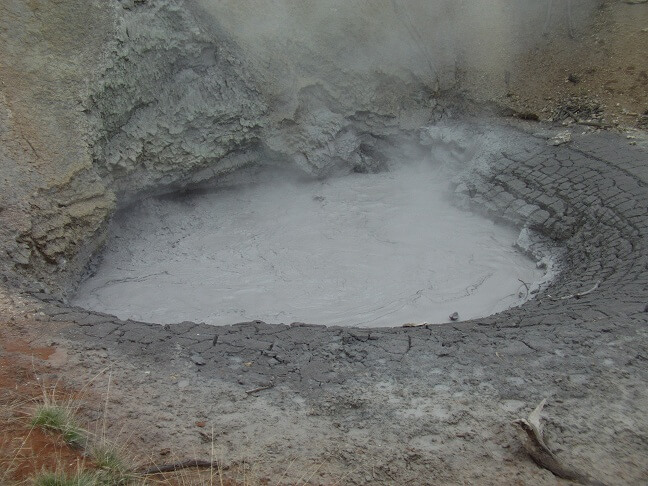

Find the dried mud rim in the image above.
[{"left": 32, "top": 122, "right": 648, "bottom": 393}]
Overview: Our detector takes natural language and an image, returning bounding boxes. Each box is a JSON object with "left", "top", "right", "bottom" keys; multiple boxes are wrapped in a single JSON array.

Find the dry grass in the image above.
[
  {"left": 0, "top": 353, "right": 88, "bottom": 484},
  {"left": 31, "top": 404, "right": 86, "bottom": 448}
]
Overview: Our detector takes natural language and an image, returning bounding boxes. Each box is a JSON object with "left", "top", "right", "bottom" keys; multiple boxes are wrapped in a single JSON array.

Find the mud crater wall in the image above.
[
  {"left": 0, "top": 0, "right": 615, "bottom": 301},
  {"left": 88, "top": 0, "right": 449, "bottom": 202},
  {"left": 0, "top": 0, "right": 436, "bottom": 295}
]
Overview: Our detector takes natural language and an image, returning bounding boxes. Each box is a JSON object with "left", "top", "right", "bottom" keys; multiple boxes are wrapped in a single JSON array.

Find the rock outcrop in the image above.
[
  {"left": 0, "top": 0, "right": 443, "bottom": 296},
  {"left": 0, "top": 0, "right": 116, "bottom": 295},
  {"left": 87, "top": 0, "right": 268, "bottom": 201}
]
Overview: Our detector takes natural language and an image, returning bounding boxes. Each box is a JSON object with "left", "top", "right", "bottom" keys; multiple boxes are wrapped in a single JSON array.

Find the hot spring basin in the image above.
[{"left": 73, "top": 162, "right": 550, "bottom": 327}]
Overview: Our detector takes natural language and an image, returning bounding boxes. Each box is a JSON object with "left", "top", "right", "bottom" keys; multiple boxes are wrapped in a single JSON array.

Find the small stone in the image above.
[
  {"left": 190, "top": 354, "right": 206, "bottom": 365},
  {"left": 455, "top": 183, "right": 469, "bottom": 194},
  {"left": 195, "top": 421, "right": 206, "bottom": 428},
  {"left": 449, "top": 312, "right": 459, "bottom": 321},
  {"left": 178, "top": 380, "right": 190, "bottom": 388},
  {"left": 548, "top": 131, "right": 572, "bottom": 146},
  {"left": 567, "top": 73, "right": 580, "bottom": 84}
]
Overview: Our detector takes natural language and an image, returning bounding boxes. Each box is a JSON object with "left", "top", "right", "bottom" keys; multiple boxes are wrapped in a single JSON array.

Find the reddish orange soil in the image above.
[{"left": 0, "top": 323, "right": 89, "bottom": 483}]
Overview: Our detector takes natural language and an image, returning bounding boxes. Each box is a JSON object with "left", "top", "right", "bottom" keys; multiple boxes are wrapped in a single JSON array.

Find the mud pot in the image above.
[
  {"left": 72, "top": 159, "right": 554, "bottom": 327},
  {"left": 14, "top": 119, "right": 645, "bottom": 485},
  {"left": 1, "top": 1, "right": 647, "bottom": 484}
]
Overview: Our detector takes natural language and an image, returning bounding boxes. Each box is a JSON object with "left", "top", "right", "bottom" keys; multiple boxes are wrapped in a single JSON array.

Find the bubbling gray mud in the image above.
[{"left": 73, "top": 161, "right": 551, "bottom": 327}]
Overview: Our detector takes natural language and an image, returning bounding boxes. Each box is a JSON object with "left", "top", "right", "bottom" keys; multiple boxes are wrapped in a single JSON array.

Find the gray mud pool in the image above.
[{"left": 73, "top": 161, "right": 552, "bottom": 326}]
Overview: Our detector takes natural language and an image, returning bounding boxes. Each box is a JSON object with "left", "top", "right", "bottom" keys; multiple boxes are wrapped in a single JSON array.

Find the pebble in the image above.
[
  {"left": 548, "top": 131, "right": 572, "bottom": 146},
  {"left": 190, "top": 354, "right": 206, "bottom": 365}
]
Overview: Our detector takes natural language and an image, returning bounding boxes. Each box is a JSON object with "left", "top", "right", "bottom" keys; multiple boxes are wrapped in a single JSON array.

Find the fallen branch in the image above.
[
  {"left": 561, "top": 106, "right": 609, "bottom": 129},
  {"left": 245, "top": 382, "right": 274, "bottom": 394},
  {"left": 549, "top": 280, "right": 600, "bottom": 301},
  {"left": 576, "top": 120, "right": 612, "bottom": 129},
  {"left": 517, "top": 279, "right": 530, "bottom": 299},
  {"left": 512, "top": 399, "right": 607, "bottom": 485},
  {"left": 137, "top": 459, "right": 220, "bottom": 475}
]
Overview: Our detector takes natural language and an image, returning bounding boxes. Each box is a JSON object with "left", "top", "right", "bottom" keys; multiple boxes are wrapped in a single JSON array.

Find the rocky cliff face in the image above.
[
  {"left": 87, "top": 0, "right": 268, "bottom": 202},
  {"left": 88, "top": 0, "right": 440, "bottom": 201},
  {"left": 0, "top": 0, "right": 115, "bottom": 296}
]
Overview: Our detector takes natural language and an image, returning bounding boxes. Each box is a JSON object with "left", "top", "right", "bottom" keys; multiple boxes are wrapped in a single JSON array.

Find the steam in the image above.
[{"left": 198, "top": 0, "right": 600, "bottom": 96}]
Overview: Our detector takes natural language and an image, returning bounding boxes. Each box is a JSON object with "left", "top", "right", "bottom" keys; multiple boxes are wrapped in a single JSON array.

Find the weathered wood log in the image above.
[{"left": 512, "top": 399, "right": 607, "bottom": 486}]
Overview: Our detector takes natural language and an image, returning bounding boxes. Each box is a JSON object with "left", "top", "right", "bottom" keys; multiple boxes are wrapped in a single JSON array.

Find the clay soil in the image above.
[{"left": 0, "top": 318, "right": 89, "bottom": 484}]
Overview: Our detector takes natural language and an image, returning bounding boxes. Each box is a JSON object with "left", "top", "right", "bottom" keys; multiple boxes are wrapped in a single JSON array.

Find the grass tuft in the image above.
[
  {"left": 33, "top": 470, "right": 99, "bottom": 486},
  {"left": 31, "top": 405, "right": 86, "bottom": 447},
  {"left": 91, "top": 444, "right": 133, "bottom": 485}
]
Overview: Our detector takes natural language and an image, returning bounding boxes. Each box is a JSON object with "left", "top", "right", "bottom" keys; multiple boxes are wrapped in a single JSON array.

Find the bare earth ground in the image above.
[
  {"left": 503, "top": 0, "right": 648, "bottom": 131},
  {"left": 0, "top": 314, "right": 87, "bottom": 484},
  {"left": 0, "top": 294, "right": 244, "bottom": 485},
  {"left": 1, "top": 1, "right": 647, "bottom": 485}
]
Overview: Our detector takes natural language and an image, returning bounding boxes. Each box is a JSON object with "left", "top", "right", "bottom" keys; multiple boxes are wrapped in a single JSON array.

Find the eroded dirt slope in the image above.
[{"left": 502, "top": 0, "right": 648, "bottom": 129}]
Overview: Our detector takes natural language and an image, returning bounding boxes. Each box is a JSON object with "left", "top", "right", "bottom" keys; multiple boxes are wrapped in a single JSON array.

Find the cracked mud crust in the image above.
[{"left": 4, "top": 120, "right": 645, "bottom": 485}]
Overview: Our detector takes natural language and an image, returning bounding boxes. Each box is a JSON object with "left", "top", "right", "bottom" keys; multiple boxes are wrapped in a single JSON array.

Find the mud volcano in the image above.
[
  {"left": 73, "top": 159, "right": 556, "bottom": 327},
  {"left": 1, "top": 0, "right": 647, "bottom": 484}
]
